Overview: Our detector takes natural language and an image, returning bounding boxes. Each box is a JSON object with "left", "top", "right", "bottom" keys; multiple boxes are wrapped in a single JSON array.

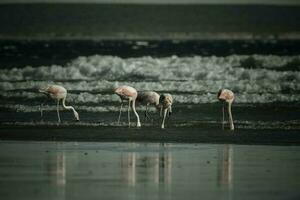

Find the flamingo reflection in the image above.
[{"left": 121, "top": 144, "right": 172, "bottom": 186}]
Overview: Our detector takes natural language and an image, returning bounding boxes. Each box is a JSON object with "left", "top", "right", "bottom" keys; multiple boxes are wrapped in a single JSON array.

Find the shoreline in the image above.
[{"left": 1, "top": 125, "right": 300, "bottom": 146}]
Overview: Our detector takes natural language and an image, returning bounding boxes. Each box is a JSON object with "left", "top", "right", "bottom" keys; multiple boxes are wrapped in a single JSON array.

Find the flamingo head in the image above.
[
  {"left": 114, "top": 87, "right": 122, "bottom": 95},
  {"left": 217, "top": 89, "right": 234, "bottom": 103},
  {"left": 38, "top": 85, "right": 49, "bottom": 93},
  {"left": 168, "top": 110, "right": 172, "bottom": 117},
  {"left": 217, "top": 89, "right": 225, "bottom": 101},
  {"left": 168, "top": 106, "right": 172, "bottom": 116},
  {"left": 74, "top": 111, "right": 80, "bottom": 121}
]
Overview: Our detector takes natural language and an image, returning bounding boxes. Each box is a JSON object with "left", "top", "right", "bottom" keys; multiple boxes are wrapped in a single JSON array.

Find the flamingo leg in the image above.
[
  {"left": 144, "top": 105, "right": 148, "bottom": 121},
  {"left": 145, "top": 104, "right": 152, "bottom": 121},
  {"left": 167, "top": 108, "right": 171, "bottom": 117},
  {"left": 128, "top": 100, "right": 131, "bottom": 127},
  {"left": 117, "top": 101, "right": 123, "bottom": 124},
  {"left": 40, "top": 104, "right": 43, "bottom": 118},
  {"left": 228, "top": 102, "right": 234, "bottom": 130},
  {"left": 57, "top": 99, "right": 61, "bottom": 123},
  {"left": 161, "top": 108, "right": 167, "bottom": 129},
  {"left": 40, "top": 98, "right": 48, "bottom": 118},
  {"left": 131, "top": 99, "right": 141, "bottom": 127},
  {"left": 222, "top": 102, "right": 225, "bottom": 130}
]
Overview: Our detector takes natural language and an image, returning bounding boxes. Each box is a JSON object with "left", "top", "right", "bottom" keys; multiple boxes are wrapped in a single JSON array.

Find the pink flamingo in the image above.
[
  {"left": 159, "top": 93, "right": 173, "bottom": 129},
  {"left": 115, "top": 85, "right": 141, "bottom": 127},
  {"left": 39, "top": 85, "right": 80, "bottom": 123},
  {"left": 136, "top": 91, "right": 160, "bottom": 121},
  {"left": 217, "top": 89, "right": 234, "bottom": 130}
]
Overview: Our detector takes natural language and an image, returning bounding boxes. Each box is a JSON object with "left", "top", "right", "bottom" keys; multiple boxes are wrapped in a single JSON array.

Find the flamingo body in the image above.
[
  {"left": 115, "top": 86, "right": 138, "bottom": 101},
  {"left": 159, "top": 93, "right": 173, "bottom": 129},
  {"left": 137, "top": 91, "right": 160, "bottom": 121},
  {"left": 39, "top": 85, "right": 79, "bottom": 122},
  {"left": 40, "top": 85, "right": 67, "bottom": 100},
  {"left": 137, "top": 91, "right": 160, "bottom": 106},
  {"left": 115, "top": 85, "right": 141, "bottom": 127}
]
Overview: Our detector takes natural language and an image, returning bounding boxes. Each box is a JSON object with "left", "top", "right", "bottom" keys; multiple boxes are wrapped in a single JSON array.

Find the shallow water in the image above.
[{"left": 0, "top": 141, "right": 299, "bottom": 200}]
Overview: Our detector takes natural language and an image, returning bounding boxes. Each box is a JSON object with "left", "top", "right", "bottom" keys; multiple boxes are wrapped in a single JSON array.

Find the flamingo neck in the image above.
[
  {"left": 161, "top": 108, "right": 167, "bottom": 129},
  {"left": 62, "top": 98, "right": 74, "bottom": 110},
  {"left": 62, "top": 97, "right": 78, "bottom": 119},
  {"left": 228, "top": 102, "right": 234, "bottom": 130},
  {"left": 131, "top": 99, "right": 141, "bottom": 127}
]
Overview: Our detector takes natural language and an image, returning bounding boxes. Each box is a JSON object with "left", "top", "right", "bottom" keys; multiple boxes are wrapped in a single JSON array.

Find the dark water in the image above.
[
  {"left": 1, "top": 4, "right": 300, "bottom": 39},
  {"left": 0, "top": 141, "right": 299, "bottom": 200},
  {"left": 1, "top": 39, "right": 300, "bottom": 68}
]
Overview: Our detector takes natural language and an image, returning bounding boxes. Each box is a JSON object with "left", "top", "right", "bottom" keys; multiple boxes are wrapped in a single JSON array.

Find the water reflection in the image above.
[
  {"left": 45, "top": 143, "right": 234, "bottom": 191},
  {"left": 121, "top": 143, "right": 172, "bottom": 187},
  {"left": 121, "top": 151, "right": 137, "bottom": 186},
  {"left": 217, "top": 145, "right": 233, "bottom": 189},
  {"left": 46, "top": 152, "right": 66, "bottom": 186},
  {"left": 1, "top": 142, "right": 299, "bottom": 200},
  {"left": 155, "top": 144, "right": 172, "bottom": 185},
  {"left": 46, "top": 151, "right": 66, "bottom": 200},
  {"left": 44, "top": 143, "right": 235, "bottom": 193}
]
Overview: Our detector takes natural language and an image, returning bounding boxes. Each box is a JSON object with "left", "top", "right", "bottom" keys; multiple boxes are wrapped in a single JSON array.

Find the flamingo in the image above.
[
  {"left": 114, "top": 85, "right": 141, "bottom": 127},
  {"left": 136, "top": 91, "right": 160, "bottom": 121},
  {"left": 159, "top": 93, "right": 173, "bottom": 129},
  {"left": 217, "top": 89, "right": 234, "bottom": 130},
  {"left": 39, "top": 85, "right": 79, "bottom": 123}
]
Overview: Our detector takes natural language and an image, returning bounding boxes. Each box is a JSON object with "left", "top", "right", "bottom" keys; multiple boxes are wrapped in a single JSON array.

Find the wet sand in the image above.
[
  {"left": 1, "top": 103, "right": 300, "bottom": 145},
  {"left": 1, "top": 125, "right": 300, "bottom": 145},
  {"left": 0, "top": 141, "right": 299, "bottom": 200}
]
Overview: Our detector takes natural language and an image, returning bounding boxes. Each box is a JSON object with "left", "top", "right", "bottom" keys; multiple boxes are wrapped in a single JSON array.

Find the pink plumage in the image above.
[
  {"left": 114, "top": 85, "right": 141, "bottom": 127},
  {"left": 218, "top": 89, "right": 234, "bottom": 103},
  {"left": 39, "top": 85, "right": 79, "bottom": 122},
  {"left": 159, "top": 93, "right": 173, "bottom": 129},
  {"left": 218, "top": 89, "right": 234, "bottom": 130},
  {"left": 115, "top": 86, "right": 138, "bottom": 100}
]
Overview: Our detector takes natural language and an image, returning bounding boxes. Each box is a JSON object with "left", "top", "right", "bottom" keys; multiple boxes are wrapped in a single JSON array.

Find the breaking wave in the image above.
[
  {"left": 0, "top": 54, "right": 299, "bottom": 106},
  {"left": 1, "top": 55, "right": 300, "bottom": 82}
]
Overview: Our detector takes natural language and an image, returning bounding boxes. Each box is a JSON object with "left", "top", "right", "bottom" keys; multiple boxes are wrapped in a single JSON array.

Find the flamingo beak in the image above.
[
  {"left": 75, "top": 113, "right": 80, "bottom": 122},
  {"left": 168, "top": 106, "right": 172, "bottom": 116}
]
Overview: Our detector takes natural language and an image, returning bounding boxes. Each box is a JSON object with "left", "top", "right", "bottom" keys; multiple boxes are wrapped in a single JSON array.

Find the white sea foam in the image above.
[
  {"left": 1, "top": 90, "right": 299, "bottom": 105},
  {"left": 0, "top": 55, "right": 299, "bottom": 104},
  {"left": 1, "top": 104, "right": 158, "bottom": 113},
  {"left": 1, "top": 121, "right": 118, "bottom": 127},
  {"left": 1, "top": 55, "right": 300, "bottom": 81}
]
